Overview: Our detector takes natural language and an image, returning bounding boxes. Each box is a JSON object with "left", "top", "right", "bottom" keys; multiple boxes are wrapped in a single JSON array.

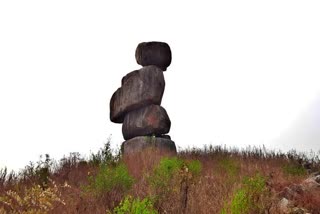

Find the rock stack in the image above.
[{"left": 109, "top": 42, "right": 177, "bottom": 155}]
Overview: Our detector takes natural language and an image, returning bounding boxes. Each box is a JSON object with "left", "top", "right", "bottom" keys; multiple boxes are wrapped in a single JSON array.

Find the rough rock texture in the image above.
[
  {"left": 159, "top": 134, "right": 171, "bottom": 140},
  {"left": 109, "top": 41, "right": 176, "bottom": 155},
  {"left": 122, "top": 104, "right": 171, "bottom": 140},
  {"left": 121, "top": 136, "right": 176, "bottom": 155},
  {"left": 135, "top": 42, "right": 172, "bottom": 71},
  {"left": 110, "top": 66, "right": 165, "bottom": 123}
]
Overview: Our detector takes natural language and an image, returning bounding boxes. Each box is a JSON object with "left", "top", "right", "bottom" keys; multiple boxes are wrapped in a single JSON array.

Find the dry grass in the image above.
[{"left": 0, "top": 144, "right": 320, "bottom": 213}]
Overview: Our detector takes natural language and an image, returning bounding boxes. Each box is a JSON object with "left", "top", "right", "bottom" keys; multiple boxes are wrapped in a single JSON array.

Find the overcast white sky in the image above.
[{"left": 1, "top": 0, "right": 320, "bottom": 171}]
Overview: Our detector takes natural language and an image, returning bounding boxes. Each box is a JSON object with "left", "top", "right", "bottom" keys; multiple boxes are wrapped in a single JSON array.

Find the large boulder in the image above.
[
  {"left": 122, "top": 104, "right": 171, "bottom": 140},
  {"left": 110, "top": 65, "right": 165, "bottom": 123},
  {"left": 135, "top": 42, "right": 172, "bottom": 71},
  {"left": 121, "top": 136, "right": 176, "bottom": 155}
]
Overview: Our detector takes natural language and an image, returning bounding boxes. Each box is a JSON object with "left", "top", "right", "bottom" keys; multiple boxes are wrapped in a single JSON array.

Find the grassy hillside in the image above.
[{"left": 1, "top": 141, "right": 320, "bottom": 213}]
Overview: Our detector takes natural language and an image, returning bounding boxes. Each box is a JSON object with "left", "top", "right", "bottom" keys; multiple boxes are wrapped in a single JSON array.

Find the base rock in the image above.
[{"left": 121, "top": 136, "right": 176, "bottom": 155}]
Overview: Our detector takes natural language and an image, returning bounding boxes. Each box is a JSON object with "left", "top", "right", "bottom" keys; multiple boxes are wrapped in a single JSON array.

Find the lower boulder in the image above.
[
  {"left": 121, "top": 136, "right": 176, "bottom": 155},
  {"left": 122, "top": 104, "right": 171, "bottom": 140}
]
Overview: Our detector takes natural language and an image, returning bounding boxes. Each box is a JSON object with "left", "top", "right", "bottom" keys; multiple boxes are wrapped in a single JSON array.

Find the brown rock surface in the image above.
[
  {"left": 159, "top": 134, "right": 171, "bottom": 140},
  {"left": 135, "top": 42, "right": 172, "bottom": 71},
  {"left": 121, "top": 136, "right": 176, "bottom": 155},
  {"left": 110, "top": 65, "right": 165, "bottom": 123},
  {"left": 122, "top": 104, "right": 171, "bottom": 140}
]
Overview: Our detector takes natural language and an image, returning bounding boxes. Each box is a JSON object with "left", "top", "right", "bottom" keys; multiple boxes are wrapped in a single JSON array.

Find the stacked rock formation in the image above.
[{"left": 110, "top": 42, "right": 177, "bottom": 155}]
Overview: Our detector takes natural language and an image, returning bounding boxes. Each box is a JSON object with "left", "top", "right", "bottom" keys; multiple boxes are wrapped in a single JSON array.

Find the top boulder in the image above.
[{"left": 135, "top": 42, "right": 172, "bottom": 71}]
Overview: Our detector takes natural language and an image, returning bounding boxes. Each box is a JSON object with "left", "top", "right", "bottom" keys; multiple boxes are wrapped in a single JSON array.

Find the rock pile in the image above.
[
  {"left": 271, "top": 172, "right": 320, "bottom": 213},
  {"left": 109, "top": 42, "right": 176, "bottom": 155}
]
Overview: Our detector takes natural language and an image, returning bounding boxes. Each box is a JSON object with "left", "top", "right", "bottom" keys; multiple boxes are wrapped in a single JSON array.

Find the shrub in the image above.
[
  {"left": 0, "top": 180, "right": 66, "bottom": 214},
  {"left": 85, "top": 163, "right": 134, "bottom": 196},
  {"left": 148, "top": 157, "right": 202, "bottom": 212},
  {"left": 89, "top": 138, "right": 117, "bottom": 166},
  {"left": 111, "top": 195, "right": 157, "bottom": 214},
  {"left": 58, "top": 152, "right": 83, "bottom": 169},
  {"left": 150, "top": 158, "right": 202, "bottom": 187},
  {"left": 229, "top": 189, "right": 249, "bottom": 214},
  {"left": 19, "top": 154, "right": 53, "bottom": 189},
  {"left": 221, "top": 173, "right": 269, "bottom": 214},
  {"left": 149, "top": 157, "right": 183, "bottom": 191}
]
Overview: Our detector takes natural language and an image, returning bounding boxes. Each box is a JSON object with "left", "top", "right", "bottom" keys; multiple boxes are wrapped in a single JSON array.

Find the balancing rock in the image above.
[
  {"left": 109, "top": 41, "right": 176, "bottom": 155},
  {"left": 122, "top": 104, "right": 171, "bottom": 140},
  {"left": 121, "top": 136, "right": 176, "bottom": 154},
  {"left": 135, "top": 42, "right": 172, "bottom": 71},
  {"left": 110, "top": 65, "right": 165, "bottom": 123}
]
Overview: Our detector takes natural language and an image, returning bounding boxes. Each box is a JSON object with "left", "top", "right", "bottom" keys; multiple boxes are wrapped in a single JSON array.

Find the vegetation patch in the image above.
[
  {"left": 84, "top": 163, "right": 134, "bottom": 196},
  {"left": 282, "top": 163, "right": 307, "bottom": 177},
  {"left": 1, "top": 144, "right": 319, "bottom": 213},
  {"left": 221, "top": 173, "right": 270, "bottom": 214},
  {"left": 148, "top": 157, "right": 202, "bottom": 212},
  {"left": 149, "top": 157, "right": 201, "bottom": 193},
  {"left": 186, "top": 159, "right": 202, "bottom": 177},
  {"left": 111, "top": 195, "right": 157, "bottom": 214},
  {"left": 217, "top": 158, "right": 240, "bottom": 177},
  {"left": 0, "top": 180, "right": 67, "bottom": 214}
]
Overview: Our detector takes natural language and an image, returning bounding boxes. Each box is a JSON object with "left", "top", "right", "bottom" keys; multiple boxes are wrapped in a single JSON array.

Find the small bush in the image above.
[
  {"left": 19, "top": 154, "right": 53, "bottom": 189},
  {"left": 150, "top": 157, "right": 183, "bottom": 190},
  {"left": 111, "top": 195, "right": 157, "bottom": 214},
  {"left": 0, "top": 180, "right": 66, "bottom": 214},
  {"left": 89, "top": 138, "right": 117, "bottom": 166},
  {"left": 282, "top": 163, "right": 307, "bottom": 176},
  {"left": 85, "top": 163, "right": 134, "bottom": 196},
  {"left": 149, "top": 157, "right": 202, "bottom": 212},
  {"left": 230, "top": 189, "right": 249, "bottom": 214},
  {"left": 59, "top": 152, "right": 83, "bottom": 169},
  {"left": 222, "top": 174, "right": 269, "bottom": 214}
]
